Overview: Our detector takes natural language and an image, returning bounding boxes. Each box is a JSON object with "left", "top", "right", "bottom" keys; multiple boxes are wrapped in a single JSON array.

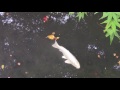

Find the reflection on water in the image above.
[{"left": 113, "top": 64, "right": 120, "bottom": 71}]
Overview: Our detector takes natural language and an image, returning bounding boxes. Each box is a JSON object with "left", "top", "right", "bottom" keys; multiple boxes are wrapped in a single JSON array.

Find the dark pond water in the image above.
[{"left": 0, "top": 12, "right": 120, "bottom": 78}]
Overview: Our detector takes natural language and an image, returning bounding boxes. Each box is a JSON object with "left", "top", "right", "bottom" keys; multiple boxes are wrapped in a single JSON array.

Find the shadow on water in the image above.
[{"left": 0, "top": 12, "right": 120, "bottom": 78}]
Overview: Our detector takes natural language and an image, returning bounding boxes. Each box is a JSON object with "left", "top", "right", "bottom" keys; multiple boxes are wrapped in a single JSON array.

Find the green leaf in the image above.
[
  {"left": 76, "top": 13, "right": 81, "bottom": 21},
  {"left": 69, "top": 12, "right": 75, "bottom": 15},
  {"left": 101, "top": 19, "right": 109, "bottom": 24},
  {"left": 99, "top": 12, "right": 108, "bottom": 20},
  {"left": 114, "top": 20, "right": 120, "bottom": 28},
  {"left": 112, "top": 13, "right": 118, "bottom": 21},
  {"left": 104, "top": 28, "right": 115, "bottom": 45},
  {"left": 84, "top": 12, "right": 87, "bottom": 15},
  {"left": 117, "top": 19, "right": 120, "bottom": 22},
  {"left": 105, "top": 32, "right": 110, "bottom": 37},
  {"left": 114, "top": 31, "right": 120, "bottom": 39},
  {"left": 107, "top": 13, "right": 113, "bottom": 23},
  {"left": 114, "top": 12, "right": 120, "bottom": 16},
  {"left": 81, "top": 13, "right": 84, "bottom": 19},
  {"left": 111, "top": 21, "right": 116, "bottom": 31},
  {"left": 100, "top": 12, "right": 120, "bottom": 45},
  {"left": 76, "top": 12, "right": 87, "bottom": 21},
  {"left": 105, "top": 20, "right": 112, "bottom": 29},
  {"left": 110, "top": 33, "right": 114, "bottom": 45}
]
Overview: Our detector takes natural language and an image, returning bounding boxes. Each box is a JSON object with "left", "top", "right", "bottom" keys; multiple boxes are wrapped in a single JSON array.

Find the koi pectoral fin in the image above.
[
  {"left": 65, "top": 60, "right": 71, "bottom": 64},
  {"left": 62, "top": 56, "right": 66, "bottom": 59}
]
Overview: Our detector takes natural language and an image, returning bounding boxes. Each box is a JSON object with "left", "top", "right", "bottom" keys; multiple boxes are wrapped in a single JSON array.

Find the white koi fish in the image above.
[{"left": 52, "top": 40, "right": 80, "bottom": 69}]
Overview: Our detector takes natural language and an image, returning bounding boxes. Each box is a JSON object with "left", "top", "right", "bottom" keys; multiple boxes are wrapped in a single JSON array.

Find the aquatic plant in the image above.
[{"left": 69, "top": 12, "right": 120, "bottom": 45}]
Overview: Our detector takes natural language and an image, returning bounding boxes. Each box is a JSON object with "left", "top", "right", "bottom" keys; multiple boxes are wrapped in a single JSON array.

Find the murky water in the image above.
[{"left": 0, "top": 12, "right": 120, "bottom": 78}]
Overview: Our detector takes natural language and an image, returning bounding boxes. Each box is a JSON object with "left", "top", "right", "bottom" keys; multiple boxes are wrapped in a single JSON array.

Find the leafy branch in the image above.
[
  {"left": 99, "top": 12, "right": 120, "bottom": 45},
  {"left": 69, "top": 12, "right": 120, "bottom": 45},
  {"left": 69, "top": 12, "right": 87, "bottom": 21}
]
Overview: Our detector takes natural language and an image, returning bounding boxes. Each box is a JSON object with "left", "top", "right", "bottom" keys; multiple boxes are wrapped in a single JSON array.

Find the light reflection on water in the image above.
[{"left": 113, "top": 64, "right": 120, "bottom": 71}]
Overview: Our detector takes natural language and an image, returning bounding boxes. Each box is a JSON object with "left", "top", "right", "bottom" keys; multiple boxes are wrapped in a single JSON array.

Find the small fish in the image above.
[{"left": 46, "top": 32, "right": 60, "bottom": 40}]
